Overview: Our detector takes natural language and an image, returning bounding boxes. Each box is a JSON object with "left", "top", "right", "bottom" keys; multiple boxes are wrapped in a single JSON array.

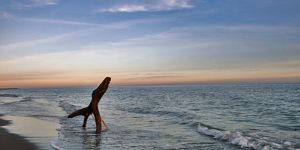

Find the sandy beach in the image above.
[
  {"left": 0, "top": 114, "right": 60, "bottom": 150},
  {"left": 0, "top": 115, "right": 38, "bottom": 150}
]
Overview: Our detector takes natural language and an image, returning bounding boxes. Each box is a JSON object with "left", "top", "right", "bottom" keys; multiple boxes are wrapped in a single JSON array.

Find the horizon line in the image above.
[{"left": 2, "top": 80, "right": 300, "bottom": 89}]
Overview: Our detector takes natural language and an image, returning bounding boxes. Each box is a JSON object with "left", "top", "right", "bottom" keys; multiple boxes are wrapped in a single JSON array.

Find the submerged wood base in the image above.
[{"left": 68, "top": 77, "right": 111, "bottom": 134}]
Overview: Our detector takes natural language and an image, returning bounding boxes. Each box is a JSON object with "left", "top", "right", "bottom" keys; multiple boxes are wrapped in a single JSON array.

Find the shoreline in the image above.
[
  {"left": 0, "top": 114, "right": 61, "bottom": 150},
  {"left": 0, "top": 115, "right": 39, "bottom": 150}
]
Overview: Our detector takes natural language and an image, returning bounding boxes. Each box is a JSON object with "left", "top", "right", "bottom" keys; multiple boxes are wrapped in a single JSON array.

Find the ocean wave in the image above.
[
  {"left": 0, "top": 94, "right": 19, "bottom": 97},
  {"left": 2, "top": 97, "right": 33, "bottom": 105},
  {"left": 59, "top": 101, "right": 83, "bottom": 114},
  {"left": 197, "top": 123, "right": 298, "bottom": 150},
  {"left": 121, "top": 106, "right": 200, "bottom": 119}
]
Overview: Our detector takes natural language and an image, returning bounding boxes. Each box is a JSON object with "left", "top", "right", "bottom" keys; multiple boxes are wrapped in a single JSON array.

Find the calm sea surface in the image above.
[{"left": 0, "top": 84, "right": 299, "bottom": 150}]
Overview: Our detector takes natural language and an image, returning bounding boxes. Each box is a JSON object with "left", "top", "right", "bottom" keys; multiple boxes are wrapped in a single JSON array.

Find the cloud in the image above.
[
  {"left": 101, "top": 4, "right": 147, "bottom": 13},
  {"left": 30, "top": 0, "right": 58, "bottom": 5},
  {"left": 19, "top": 17, "right": 162, "bottom": 27},
  {"left": 0, "top": 17, "right": 162, "bottom": 59},
  {"left": 98, "top": 0, "right": 193, "bottom": 13},
  {"left": 79, "top": 24, "right": 300, "bottom": 72},
  {"left": 0, "top": 32, "right": 73, "bottom": 51},
  {"left": 19, "top": 18, "right": 101, "bottom": 26},
  {"left": 14, "top": 0, "right": 59, "bottom": 8},
  {"left": 156, "top": 0, "right": 193, "bottom": 9},
  {"left": 1, "top": 24, "right": 300, "bottom": 87},
  {"left": 0, "top": 12, "right": 116, "bottom": 26},
  {"left": 2, "top": 10, "right": 163, "bottom": 27},
  {"left": 0, "top": 12, "right": 14, "bottom": 19}
]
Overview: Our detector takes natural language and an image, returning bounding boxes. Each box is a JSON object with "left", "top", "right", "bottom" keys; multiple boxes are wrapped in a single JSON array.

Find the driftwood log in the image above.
[{"left": 68, "top": 77, "right": 111, "bottom": 134}]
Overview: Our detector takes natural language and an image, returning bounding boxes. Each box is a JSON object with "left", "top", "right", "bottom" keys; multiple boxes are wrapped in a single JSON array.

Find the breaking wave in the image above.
[{"left": 197, "top": 123, "right": 298, "bottom": 150}]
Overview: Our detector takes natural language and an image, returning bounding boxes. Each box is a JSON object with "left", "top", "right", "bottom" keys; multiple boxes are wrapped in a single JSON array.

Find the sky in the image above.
[{"left": 0, "top": 0, "right": 300, "bottom": 88}]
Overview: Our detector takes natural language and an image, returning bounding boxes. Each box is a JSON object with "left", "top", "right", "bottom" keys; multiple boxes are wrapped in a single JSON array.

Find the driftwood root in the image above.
[{"left": 68, "top": 77, "right": 111, "bottom": 134}]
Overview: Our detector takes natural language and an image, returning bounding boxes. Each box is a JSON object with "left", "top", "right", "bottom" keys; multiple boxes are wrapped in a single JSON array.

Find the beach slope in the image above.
[{"left": 0, "top": 116, "right": 38, "bottom": 150}]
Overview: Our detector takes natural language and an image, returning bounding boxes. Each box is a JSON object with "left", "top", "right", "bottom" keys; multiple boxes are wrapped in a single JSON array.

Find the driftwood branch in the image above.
[{"left": 68, "top": 77, "right": 111, "bottom": 134}]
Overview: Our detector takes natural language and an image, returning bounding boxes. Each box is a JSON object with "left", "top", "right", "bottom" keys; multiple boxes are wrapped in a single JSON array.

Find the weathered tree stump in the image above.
[{"left": 68, "top": 77, "right": 111, "bottom": 134}]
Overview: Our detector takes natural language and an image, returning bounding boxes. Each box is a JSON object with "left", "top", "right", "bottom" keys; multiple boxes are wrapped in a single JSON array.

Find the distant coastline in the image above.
[{"left": 0, "top": 88, "right": 18, "bottom": 91}]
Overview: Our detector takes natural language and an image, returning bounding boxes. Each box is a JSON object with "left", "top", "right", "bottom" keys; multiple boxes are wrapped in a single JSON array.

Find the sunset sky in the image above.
[{"left": 1, "top": 0, "right": 300, "bottom": 88}]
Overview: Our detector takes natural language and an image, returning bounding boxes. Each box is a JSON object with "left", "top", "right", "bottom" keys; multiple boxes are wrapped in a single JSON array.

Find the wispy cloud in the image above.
[
  {"left": 0, "top": 12, "right": 112, "bottom": 26},
  {"left": 1, "top": 11, "right": 163, "bottom": 27},
  {"left": 79, "top": 24, "right": 300, "bottom": 72},
  {"left": 98, "top": 0, "right": 193, "bottom": 13},
  {"left": 0, "top": 32, "right": 73, "bottom": 52},
  {"left": 126, "top": 73, "right": 182, "bottom": 80},
  {"left": 0, "top": 17, "right": 162, "bottom": 58},
  {"left": 0, "top": 12, "right": 14, "bottom": 19},
  {"left": 100, "top": 4, "right": 147, "bottom": 13},
  {"left": 19, "top": 18, "right": 101, "bottom": 26},
  {"left": 14, "top": 0, "right": 59, "bottom": 8},
  {"left": 30, "top": 0, "right": 58, "bottom": 5}
]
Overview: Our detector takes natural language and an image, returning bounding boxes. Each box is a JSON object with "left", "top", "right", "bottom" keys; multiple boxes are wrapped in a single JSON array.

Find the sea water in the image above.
[{"left": 0, "top": 84, "right": 299, "bottom": 150}]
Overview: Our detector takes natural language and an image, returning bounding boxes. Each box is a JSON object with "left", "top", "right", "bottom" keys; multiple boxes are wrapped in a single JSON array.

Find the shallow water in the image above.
[{"left": 0, "top": 84, "right": 299, "bottom": 149}]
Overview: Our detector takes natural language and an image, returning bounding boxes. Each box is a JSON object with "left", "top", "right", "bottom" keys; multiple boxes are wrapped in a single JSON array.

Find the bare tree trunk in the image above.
[{"left": 68, "top": 77, "right": 111, "bottom": 134}]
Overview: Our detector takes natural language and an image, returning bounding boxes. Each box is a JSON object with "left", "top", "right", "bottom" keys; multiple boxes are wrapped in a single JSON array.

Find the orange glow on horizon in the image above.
[{"left": 1, "top": 70, "right": 299, "bottom": 88}]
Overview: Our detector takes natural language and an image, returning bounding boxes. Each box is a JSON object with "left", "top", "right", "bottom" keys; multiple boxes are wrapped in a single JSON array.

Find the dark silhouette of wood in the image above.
[{"left": 68, "top": 77, "right": 111, "bottom": 134}]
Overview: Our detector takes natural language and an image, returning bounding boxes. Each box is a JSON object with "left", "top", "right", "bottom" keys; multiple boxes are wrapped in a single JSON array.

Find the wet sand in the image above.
[
  {"left": 0, "top": 115, "right": 60, "bottom": 150},
  {"left": 0, "top": 115, "right": 39, "bottom": 150}
]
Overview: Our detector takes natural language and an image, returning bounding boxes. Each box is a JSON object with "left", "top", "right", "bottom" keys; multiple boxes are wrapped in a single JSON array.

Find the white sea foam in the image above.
[
  {"left": 51, "top": 140, "right": 64, "bottom": 150},
  {"left": 197, "top": 123, "right": 296, "bottom": 150}
]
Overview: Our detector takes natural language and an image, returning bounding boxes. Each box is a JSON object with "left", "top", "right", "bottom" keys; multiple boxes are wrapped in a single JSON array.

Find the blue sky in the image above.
[{"left": 0, "top": 0, "right": 300, "bottom": 87}]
